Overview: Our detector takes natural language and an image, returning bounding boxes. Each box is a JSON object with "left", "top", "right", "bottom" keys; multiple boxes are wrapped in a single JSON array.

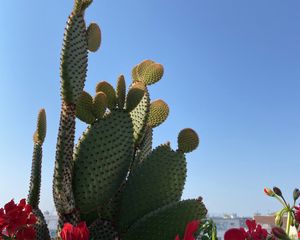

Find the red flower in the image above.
[
  {"left": 175, "top": 220, "right": 200, "bottom": 240},
  {"left": 224, "top": 228, "right": 245, "bottom": 240},
  {"left": 0, "top": 199, "right": 36, "bottom": 240},
  {"left": 15, "top": 226, "right": 36, "bottom": 240},
  {"left": 224, "top": 219, "right": 269, "bottom": 240},
  {"left": 61, "top": 222, "right": 89, "bottom": 240},
  {"left": 294, "top": 206, "right": 300, "bottom": 224}
]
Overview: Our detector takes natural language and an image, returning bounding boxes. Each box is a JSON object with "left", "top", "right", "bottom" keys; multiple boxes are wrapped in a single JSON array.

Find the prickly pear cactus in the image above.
[
  {"left": 69, "top": 56, "right": 206, "bottom": 239},
  {"left": 24, "top": 0, "right": 206, "bottom": 239}
]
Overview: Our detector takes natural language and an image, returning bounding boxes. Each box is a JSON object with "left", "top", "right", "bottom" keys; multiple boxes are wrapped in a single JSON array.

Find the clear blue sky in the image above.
[{"left": 0, "top": 0, "right": 299, "bottom": 217}]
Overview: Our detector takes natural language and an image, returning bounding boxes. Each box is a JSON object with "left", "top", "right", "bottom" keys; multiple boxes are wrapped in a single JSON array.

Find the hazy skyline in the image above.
[{"left": 0, "top": 1, "right": 299, "bottom": 217}]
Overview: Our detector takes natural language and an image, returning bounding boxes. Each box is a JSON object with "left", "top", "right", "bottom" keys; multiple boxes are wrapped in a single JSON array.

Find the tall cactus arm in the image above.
[
  {"left": 28, "top": 109, "right": 46, "bottom": 208},
  {"left": 53, "top": 103, "right": 79, "bottom": 224},
  {"left": 54, "top": 0, "right": 93, "bottom": 226},
  {"left": 27, "top": 109, "right": 51, "bottom": 240},
  {"left": 27, "top": 143, "right": 42, "bottom": 209},
  {"left": 60, "top": 0, "right": 94, "bottom": 104}
]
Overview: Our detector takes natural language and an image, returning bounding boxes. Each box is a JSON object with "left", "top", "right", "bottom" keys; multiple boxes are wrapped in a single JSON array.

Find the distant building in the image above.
[
  {"left": 209, "top": 215, "right": 250, "bottom": 240},
  {"left": 43, "top": 211, "right": 58, "bottom": 238}
]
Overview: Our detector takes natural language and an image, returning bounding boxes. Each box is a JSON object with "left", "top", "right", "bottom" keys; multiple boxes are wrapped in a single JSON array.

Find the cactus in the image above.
[
  {"left": 27, "top": 109, "right": 51, "bottom": 240},
  {"left": 24, "top": 0, "right": 207, "bottom": 239}
]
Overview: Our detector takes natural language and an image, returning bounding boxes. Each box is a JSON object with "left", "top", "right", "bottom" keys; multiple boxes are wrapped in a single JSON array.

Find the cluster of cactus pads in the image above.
[{"left": 26, "top": 0, "right": 207, "bottom": 239}]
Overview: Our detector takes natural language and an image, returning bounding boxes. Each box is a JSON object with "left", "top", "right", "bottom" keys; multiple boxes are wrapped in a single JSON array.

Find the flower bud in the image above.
[
  {"left": 275, "top": 214, "right": 283, "bottom": 227},
  {"left": 271, "top": 227, "right": 290, "bottom": 240},
  {"left": 264, "top": 187, "right": 275, "bottom": 197},
  {"left": 293, "top": 188, "right": 300, "bottom": 201},
  {"left": 273, "top": 187, "right": 283, "bottom": 197}
]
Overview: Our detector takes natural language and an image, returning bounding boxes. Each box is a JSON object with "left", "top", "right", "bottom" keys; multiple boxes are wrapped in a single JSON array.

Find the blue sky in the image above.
[{"left": 0, "top": 0, "right": 299, "bottom": 217}]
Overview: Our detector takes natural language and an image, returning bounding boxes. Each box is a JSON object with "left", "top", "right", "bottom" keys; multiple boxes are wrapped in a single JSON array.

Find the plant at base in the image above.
[
  {"left": 197, "top": 219, "right": 218, "bottom": 240},
  {"left": 264, "top": 186, "right": 300, "bottom": 239}
]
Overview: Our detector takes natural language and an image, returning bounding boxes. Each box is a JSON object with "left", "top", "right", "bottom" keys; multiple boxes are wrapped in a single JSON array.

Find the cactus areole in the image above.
[{"left": 23, "top": 0, "right": 207, "bottom": 239}]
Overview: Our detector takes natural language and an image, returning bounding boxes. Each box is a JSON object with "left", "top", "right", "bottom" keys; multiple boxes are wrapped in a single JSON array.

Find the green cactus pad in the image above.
[
  {"left": 116, "top": 75, "right": 126, "bottom": 109},
  {"left": 142, "top": 63, "right": 164, "bottom": 86},
  {"left": 75, "top": 91, "right": 96, "bottom": 124},
  {"left": 126, "top": 82, "right": 146, "bottom": 112},
  {"left": 89, "top": 219, "right": 118, "bottom": 240},
  {"left": 134, "top": 127, "right": 153, "bottom": 165},
  {"left": 131, "top": 65, "right": 139, "bottom": 83},
  {"left": 132, "top": 60, "right": 164, "bottom": 85},
  {"left": 92, "top": 91, "right": 107, "bottom": 119},
  {"left": 136, "top": 60, "right": 154, "bottom": 82},
  {"left": 118, "top": 144, "right": 187, "bottom": 231},
  {"left": 60, "top": 12, "right": 88, "bottom": 104},
  {"left": 73, "top": 110, "right": 134, "bottom": 218},
  {"left": 123, "top": 199, "right": 207, "bottom": 240},
  {"left": 33, "top": 109, "right": 47, "bottom": 144},
  {"left": 98, "top": 184, "right": 124, "bottom": 222},
  {"left": 129, "top": 83, "right": 150, "bottom": 145},
  {"left": 87, "top": 22, "right": 101, "bottom": 52},
  {"left": 177, "top": 128, "right": 199, "bottom": 153},
  {"left": 147, "top": 99, "right": 169, "bottom": 128},
  {"left": 95, "top": 81, "right": 116, "bottom": 110}
]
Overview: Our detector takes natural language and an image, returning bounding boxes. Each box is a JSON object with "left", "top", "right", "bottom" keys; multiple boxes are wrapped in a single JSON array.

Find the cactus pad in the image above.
[
  {"left": 60, "top": 12, "right": 88, "bottom": 104},
  {"left": 177, "top": 128, "right": 199, "bottom": 153},
  {"left": 92, "top": 91, "right": 107, "bottom": 119},
  {"left": 134, "top": 127, "right": 153, "bottom": 165},
  {"left": 126, "top": 82, "right": 146, "bottom": 112},
  {"left": 118, "top": 144, "right": 187, "bottom": 231},
  {"left": 95, "top": 81, "right": 116, "bottom": 110},
  {"left": 33, "top": 109, "right": 47, "bottom": 144},
  {"left": 135, "top": 60, "right": 154, "bottom": 81},
  {"left": 116, "top": 75, "right": 126, "bottom": 109},
  {"left": 73, "top": 110, "right": 134, "bottom": 218},
  {"left": 123, "top": 199, "right": 207, "bottom": 240},
  {"left": 87, "top": 22, "right": 101, "bottom": 52},
  {"left": 76, "top": 91, "right": 96, "bottom": 124},
  {"left": 142, "top": 63, "right": 164, "bottom": 86},
  {"left": 128, "top": 83, "right": 150, "bottom": 145},
  {"left": 132, "top": 60, "right": 164, "bottom": 86},
  {"left": 147, "top": 99, "right": 169, "bottom": 128},
  {"left": 132, "top": 60, "right": 154, "bottom": 83},
  {"left": 89, "top": 219, "right": 118, "bottom": 240}
]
